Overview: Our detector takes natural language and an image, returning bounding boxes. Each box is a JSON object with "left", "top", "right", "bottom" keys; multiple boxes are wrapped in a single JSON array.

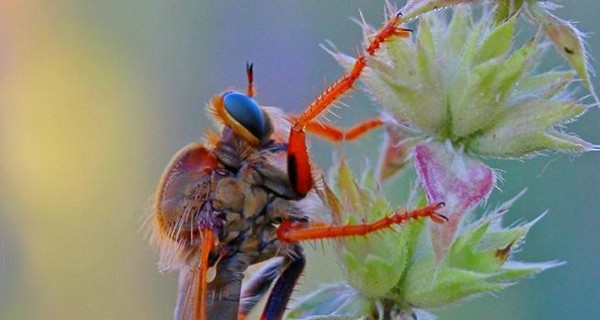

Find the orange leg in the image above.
[
  {"left": 277, "top": 203, "right": 446, "bottom": 243},
  {"left": 194, "top": 228, "right": 215, "bottom": 320},
  {"left": 293, "top": 13, "right": 409, "bottom": 128},
  {"left": 287, "top": 12, "right": 410, "bottom": 197},
  {"left": 304, "top": 117, "right": 384, "bottom": 142}
]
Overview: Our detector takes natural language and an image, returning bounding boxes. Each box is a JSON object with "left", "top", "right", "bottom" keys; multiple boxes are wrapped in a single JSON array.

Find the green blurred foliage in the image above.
[{"left": 0, "top": 1, "right": 598, "bottom": 319}]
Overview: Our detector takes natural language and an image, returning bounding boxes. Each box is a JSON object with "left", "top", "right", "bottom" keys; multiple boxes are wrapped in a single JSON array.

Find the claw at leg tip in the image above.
[{"left": 431, "top": 213, "right": 449, "bottom": 224}]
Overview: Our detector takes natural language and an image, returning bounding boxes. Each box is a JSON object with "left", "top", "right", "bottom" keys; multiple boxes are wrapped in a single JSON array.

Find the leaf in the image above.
[
  {"left": 288, "top": 283, "right": 371, "bottom": 319},
  {"left": 474, "top": 16, "right": 516, "bottom": 64},
  {"left": 525, "top": 1, "right": 598, "bottom": 103},
  {"left": 403, "top": 256, "right": 505, "bottom": 308},
  {"left": 470, "top": 99, "right": 591, "bottom": 157},
  {"left": 401, "top": 0, "right": 479, "bottom": 21},
  {"left": 511, "top": 70, "right": 576, "bottom": 104},
  {"left": 443, "top": 5, "right": 473, "bottom": 57}
]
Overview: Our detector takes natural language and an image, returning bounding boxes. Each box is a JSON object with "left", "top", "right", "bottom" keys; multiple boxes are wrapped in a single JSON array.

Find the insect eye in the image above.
[{"left": 222, "top": 91, "right": 267, "bottom": 141}]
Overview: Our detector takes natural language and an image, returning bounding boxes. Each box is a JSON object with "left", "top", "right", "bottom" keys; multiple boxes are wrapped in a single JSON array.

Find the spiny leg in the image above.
[
  {"left": 261, "top": 250, "right": 306, "bottom": 320},
  {"left": 238, "top": 259, "right": 285, "bottom": 319},
  {"left": 277, "top": 203, "right": 446, "bottom": 243},
  {"left": 194, "top": 228, "right": 215, "bottom": 320},
  {"left": 294, "top": 13, "right": 409, "bottom": 128},
  {"left": 287, "top": 12, "right": 410, "bottom": 197},
  {"left": 173, "top": 228, "right": 217, "bottom": 320},
  {"left": 304, "top": 117, "right": 384, "bottom": 142}
]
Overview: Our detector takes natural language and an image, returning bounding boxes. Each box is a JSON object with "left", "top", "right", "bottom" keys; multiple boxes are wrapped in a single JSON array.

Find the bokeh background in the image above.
[{"left": 1, "top": 1, "right": 598, "bottom": 319}]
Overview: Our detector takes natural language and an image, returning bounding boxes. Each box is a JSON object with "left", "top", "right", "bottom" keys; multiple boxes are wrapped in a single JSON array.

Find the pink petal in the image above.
[{"left": 414, "top": 141, "right": 495, "bottom": 260}]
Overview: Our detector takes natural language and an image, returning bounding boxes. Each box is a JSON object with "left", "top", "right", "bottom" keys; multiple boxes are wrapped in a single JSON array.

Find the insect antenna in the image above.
[{"left": 246, "top": 62, "right": 255, "bottom": 97}]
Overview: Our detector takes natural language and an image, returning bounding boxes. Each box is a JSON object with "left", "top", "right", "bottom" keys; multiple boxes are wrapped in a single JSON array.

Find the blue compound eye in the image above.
[{"left": 222, "top": 92, "right": 267, "bottom": 140}]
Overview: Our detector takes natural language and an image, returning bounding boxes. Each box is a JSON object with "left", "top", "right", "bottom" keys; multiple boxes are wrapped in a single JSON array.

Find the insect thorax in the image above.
[{"left": 207, "top": 131, "right": 305, "bottom": 268}]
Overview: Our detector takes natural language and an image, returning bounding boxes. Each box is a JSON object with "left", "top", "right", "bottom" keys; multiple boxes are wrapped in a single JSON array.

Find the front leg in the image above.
[
  {"left": 277, "top": 203, "right": 446, "bottom": 243},
  {"left": 287, "top": 12, "right": 410, "bottom": 196}
]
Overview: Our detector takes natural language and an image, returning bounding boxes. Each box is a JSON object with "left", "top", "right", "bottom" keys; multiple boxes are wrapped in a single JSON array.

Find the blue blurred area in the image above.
[{"left": 0, "top": 1, "right": 598, "bottom": 319}]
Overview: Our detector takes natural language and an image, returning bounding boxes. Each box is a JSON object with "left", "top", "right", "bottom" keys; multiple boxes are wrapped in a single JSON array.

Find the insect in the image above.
[{"left": 151, "top": 10, "right": 446, "bottom": 320}]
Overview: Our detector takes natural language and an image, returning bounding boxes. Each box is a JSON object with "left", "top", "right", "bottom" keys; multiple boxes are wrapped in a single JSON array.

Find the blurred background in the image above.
[{"left": 0, "top": 1, "right": 598, "bottom": 319}]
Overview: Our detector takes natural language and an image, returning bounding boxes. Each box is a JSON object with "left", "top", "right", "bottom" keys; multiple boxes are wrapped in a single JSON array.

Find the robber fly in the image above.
[{"left": 150, "top": 10, "right": 445, "bottom": 320}]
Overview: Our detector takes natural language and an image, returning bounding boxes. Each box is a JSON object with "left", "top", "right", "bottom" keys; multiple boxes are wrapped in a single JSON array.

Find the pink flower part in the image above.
[
  {"left": 414, "top": 142, "right": 495, "bottom": 260},
  {"left": 377, "top": 124, "right": 416, "bottom": 182}
]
